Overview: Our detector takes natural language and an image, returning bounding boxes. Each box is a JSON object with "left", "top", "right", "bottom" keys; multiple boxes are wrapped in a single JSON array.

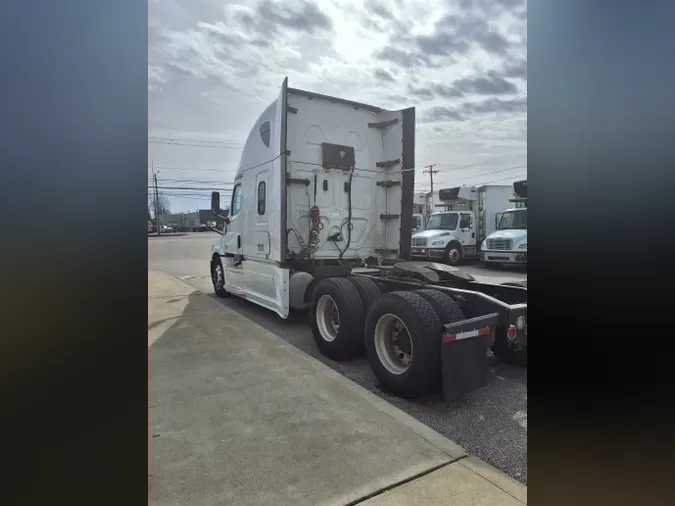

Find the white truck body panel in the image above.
[
  {"left": 285, "top": 96, "right": 405, "bottom": 261},
  {"left": 478, "top": 185, "right": 515, "bottom": 239},
  {"left": 481, "top": 207, "right": 527, "bottom": 265},
  {"left": 213, "top": 78, "right": 415, "bottom": 318}
]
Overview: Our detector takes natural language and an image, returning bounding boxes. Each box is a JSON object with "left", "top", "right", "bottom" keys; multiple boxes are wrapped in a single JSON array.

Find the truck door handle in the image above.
[
  {"left": 237, "top": 236, "right": 241, "bottom": 249},
  {"left": 472, "top": 233, "right": 475, "bottom": 238}
]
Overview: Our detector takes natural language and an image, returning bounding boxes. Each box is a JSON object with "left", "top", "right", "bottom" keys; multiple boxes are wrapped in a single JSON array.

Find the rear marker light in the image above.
[
  {"left": 443, "top": 327, "right": 491, "bottom": 343},
  {"left": 506, "top": 325, "right": 517, "bottom": 341},
  {"left": 516, "top": 316, "right": 525, "bottom": 330}
]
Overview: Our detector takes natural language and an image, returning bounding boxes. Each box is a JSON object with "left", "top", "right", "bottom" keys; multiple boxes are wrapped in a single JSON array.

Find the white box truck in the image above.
[
  {"left": 208, "top": 79, "right": 528, "bottom": 401},
  {"left": 481, "top": 180, "right": 527, "bottom": 266},
  {"left": 410, "top": 185, "right": 513, "bottom": 265}
]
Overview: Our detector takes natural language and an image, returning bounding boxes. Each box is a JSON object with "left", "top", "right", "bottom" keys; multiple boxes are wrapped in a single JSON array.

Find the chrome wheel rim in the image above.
[
  {"left": 316, "top": 294, "right": 340, "bottom": 342},
  {"left": 374, "top": 313, "right": 413, "bottom": 375},
  {"left": 447, "top": 248, "right": 460, "bottom": 263},
  {"left": 212, "top": 262, "right": 224, "bottom": 290}
]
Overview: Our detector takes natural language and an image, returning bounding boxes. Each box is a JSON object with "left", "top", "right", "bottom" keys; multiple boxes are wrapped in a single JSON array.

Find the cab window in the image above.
[{"left": 231, "top": 184, "right": 242, "bottom": 216}]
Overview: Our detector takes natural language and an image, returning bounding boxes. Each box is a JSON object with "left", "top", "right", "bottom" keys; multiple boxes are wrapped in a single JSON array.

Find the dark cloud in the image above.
[
  {"left": 238, "top": 0, "right": 333, "bottom": 36},
  {"left": 473, "top": 29, "right": 510, "bottom": 54},
  {"left": 494, "top": 0, "right": 526, "bottom": 10},
  {"left": 503, "top": 59, "right": 527, "bottom": 79},
  {"left": 409, "top": 83, "right": 464, "bottom": 100},
  {"left": 422, "top": 95, "right": 527, "bottom": 123},
  {"left": 406, "top": 71, "right": 515, "bottom": 102},
  {"left": 453, "top": 70, "right": 518, "bottom": 95},
  {"left": 375, "top": 46, "right": 432, "bottom": 69},
  {"left": 415, "top": 32, "right": 471, "bottom": 57},
  {"left": 364, "top": 0, "right": 394, "bottom": 20},
  {"left": 408, "top": 84, "right": 434, "bottom": 100},
  {"left": 374, "top": 8, "right": 515, "bottom": 70},
  {"left": 373, "top": 68, "right": 395, "bottom": 82}
]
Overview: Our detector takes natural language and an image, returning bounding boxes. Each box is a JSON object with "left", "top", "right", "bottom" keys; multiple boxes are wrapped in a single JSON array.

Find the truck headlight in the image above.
[
  {"left": 518, "top": 243, "right": 527, "bottom": 249},
  {"left": 481, "top": 240, "right": 487, "bottom": 249},
  {"left": 431, "top": 240, "right": 444, "bottom": 246}
]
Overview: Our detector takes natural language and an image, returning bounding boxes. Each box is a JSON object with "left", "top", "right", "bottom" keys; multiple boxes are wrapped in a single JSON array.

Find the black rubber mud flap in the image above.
[
  {"left": 309, "top": 277, "right": 365, "bottom": 360},
  {"left": 441, "top": 313, "right": 500, "bottom": 402},
  {"left": 364, "top": 291, "right": 443, "bottom": 399},
  {"left": 347, "top": 276, "right": 381, "bottom": 314}
]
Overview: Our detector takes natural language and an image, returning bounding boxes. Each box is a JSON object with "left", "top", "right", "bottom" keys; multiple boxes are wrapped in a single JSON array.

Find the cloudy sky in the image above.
[{"left": 149, "top": 0, "right": 527, "bottom": 213}]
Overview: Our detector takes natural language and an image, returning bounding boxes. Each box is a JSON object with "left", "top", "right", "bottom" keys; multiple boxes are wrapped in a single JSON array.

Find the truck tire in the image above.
[
  {"left": 347, "top": 276, "right": 381, "bottom": 314},
  {"left": 210, "top": 256, "right": 229, "bottom": 298},
  {"left": 444, "top": 241, "right": 463, "bottom": 265},
  {"left": 310, "top": 277, "right": 365, "bottom": 360},
  {"left": 412, "top": 289, "right": 466, "bottom": 325},
  {"left": 364, "top": 291, "right": 443, "bottom": 399}
]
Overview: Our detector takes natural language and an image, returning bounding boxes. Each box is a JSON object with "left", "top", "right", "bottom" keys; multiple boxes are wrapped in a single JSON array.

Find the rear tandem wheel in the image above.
[
  {"left": 309, "top": 277, "right": 366, "bottom": 360},
  {"left": 364, "top": 291, "right": 444, "bottom": 399}
]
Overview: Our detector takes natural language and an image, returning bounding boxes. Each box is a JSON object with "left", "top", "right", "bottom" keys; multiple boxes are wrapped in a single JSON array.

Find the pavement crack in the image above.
[{"left": 346, "top": 460, "right": 459, "bottom": 505}]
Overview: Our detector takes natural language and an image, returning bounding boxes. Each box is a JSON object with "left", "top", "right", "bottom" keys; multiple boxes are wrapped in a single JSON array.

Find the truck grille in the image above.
[
  {"left": 412, "top": 237, "right": 427, "bottom": 247},
  {"left": 487, "top": 238, "right": 512, "bottom": 250}
]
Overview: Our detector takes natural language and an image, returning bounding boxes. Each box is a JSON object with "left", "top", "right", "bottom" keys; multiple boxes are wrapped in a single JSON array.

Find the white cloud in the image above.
[{"left": 149, "top": 0, "right": 526, "bottom": 211}]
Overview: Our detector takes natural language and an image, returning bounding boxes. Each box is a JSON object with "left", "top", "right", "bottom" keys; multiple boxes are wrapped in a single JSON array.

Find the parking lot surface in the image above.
[{"left": 149, "top": 233, "right": 528, "bottom": 484}]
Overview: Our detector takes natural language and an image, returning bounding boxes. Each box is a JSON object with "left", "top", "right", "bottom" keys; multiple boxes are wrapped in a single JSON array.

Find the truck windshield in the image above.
[
  {"left": 498, "top": 209, "right": 527, "bottom": 230},
  {"left": 426, "top": 213, "right": 458, "bottom": 231}
]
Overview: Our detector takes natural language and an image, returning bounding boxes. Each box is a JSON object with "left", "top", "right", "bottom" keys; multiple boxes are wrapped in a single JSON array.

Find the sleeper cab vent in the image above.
[{"left": 321, "top": 143, "right": 355, "bottom": 171}]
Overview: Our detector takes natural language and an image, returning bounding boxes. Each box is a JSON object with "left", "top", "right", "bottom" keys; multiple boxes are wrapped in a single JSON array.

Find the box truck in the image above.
[
  {"left": 481, "top": 179, "right": 527, "bottom": 266},
  {"left": 410, "top": 185, "right": 513, "bottom": 265}
]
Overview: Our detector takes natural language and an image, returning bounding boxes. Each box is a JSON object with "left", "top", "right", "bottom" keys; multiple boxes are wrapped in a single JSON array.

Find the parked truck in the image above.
[
  {"left": 208, "top": 79, "right": 528, "bottom": 402},
  {"left": 481, "top": 180, "right": 527, "bottom": 266},
  {"left": 410, "top": 185, "right": 513, "bottom": 266}
]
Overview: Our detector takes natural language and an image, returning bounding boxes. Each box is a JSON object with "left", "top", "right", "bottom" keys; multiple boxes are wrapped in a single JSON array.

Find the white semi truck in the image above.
[
  {"left": 481, "top": 180, "right": 527, "bottom": 266},
  {"left": 208, "top": 79, "right": 528, "bottom": 401},
  {"left": 410, "top": 185, "right": 513, "bottom": 265}
]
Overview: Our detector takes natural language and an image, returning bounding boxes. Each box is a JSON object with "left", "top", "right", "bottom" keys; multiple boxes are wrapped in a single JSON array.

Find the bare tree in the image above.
[{"left": 150, "top": 194, "right": 171, "bottom": 222}]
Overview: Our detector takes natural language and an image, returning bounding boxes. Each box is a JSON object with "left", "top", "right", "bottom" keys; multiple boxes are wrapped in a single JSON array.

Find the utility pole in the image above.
[
  {"left": 153, "top": 162, "right": 161, "bottom": 236},
  {"left": 423, "top": 164, "right": 439, "bottom": 194}
]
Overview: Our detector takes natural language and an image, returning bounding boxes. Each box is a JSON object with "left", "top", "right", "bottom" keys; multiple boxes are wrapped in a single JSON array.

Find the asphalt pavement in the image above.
[{"left": 149, "top": 233, "right": 528, "bottom": 484}]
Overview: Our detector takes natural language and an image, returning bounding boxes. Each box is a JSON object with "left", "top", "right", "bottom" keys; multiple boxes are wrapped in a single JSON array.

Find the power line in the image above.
[
  {"left": 417, "top": 164, "right": 526, "bottom": 190},
  {"left": 478, "top": 173, "right": 527, "bottom": 185},
  {"left": 427, "top": 152, "right": 524, "bottom": 171},
  {"left": 154, "top": 185, "right": 232, "bottom": 191},
  {"left": 149, "top": 136, "right": 243, "bottom": 146},
  {"left": 149, "top": 139, "right": 244, "bottom": 149},
  {"left": 149, "top": 165, "right": 236, "bottom": 173}
]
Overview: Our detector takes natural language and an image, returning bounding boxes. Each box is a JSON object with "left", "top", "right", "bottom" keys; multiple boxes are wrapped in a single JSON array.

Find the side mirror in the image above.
[{"left": 211, "top": 191, "right": 220, "bottom": 214}]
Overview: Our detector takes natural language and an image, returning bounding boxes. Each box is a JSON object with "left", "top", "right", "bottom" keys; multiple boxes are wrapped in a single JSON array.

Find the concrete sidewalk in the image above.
[{"left": 149, "top": 271, "right": 527, "bottom": 505}]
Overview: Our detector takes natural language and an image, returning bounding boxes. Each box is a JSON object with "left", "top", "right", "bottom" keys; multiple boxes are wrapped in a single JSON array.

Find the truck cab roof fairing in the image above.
[{"left": 235, "top": 100, "right": 279, "bottom": 181}]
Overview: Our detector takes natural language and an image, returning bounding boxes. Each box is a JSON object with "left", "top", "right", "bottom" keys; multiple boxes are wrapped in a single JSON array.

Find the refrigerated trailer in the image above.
[
  {"left": 209, "top": 79, "right": 528, "bottom": 402},
  {"left": 481, "top": 179, "right": 528, "bottom": 266},
  {"left": 410, "top": 185, "right": 513, "bottom": 265}
]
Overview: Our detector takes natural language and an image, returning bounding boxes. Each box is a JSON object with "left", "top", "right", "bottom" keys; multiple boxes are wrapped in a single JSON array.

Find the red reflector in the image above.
[
  {"left": 442, "top": 327, "right": 491, "bottom": 343},
  {"left": 506, "top": 325, "right": 517, "bottom": 341}
]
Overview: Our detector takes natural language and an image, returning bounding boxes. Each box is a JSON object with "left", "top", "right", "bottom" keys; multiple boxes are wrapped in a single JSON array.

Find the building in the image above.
[
  {"left": 199, "top": 209, "right": 227, "bottom": 229},
  {"left": 160, "top": 212, "right": 200, "bottom": 231}
]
